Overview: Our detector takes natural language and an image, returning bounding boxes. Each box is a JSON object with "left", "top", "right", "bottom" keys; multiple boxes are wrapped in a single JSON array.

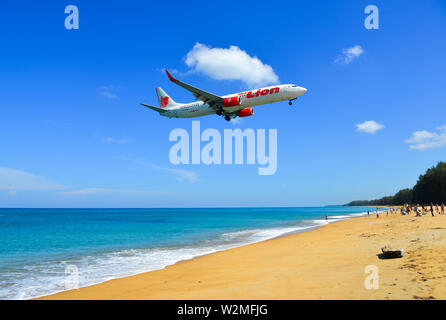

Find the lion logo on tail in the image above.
[{"left": 159, "top": 96, "right": 169, "bottom": 108}]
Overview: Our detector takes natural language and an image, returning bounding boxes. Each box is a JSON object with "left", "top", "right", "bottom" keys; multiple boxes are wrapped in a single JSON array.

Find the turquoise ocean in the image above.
[{"left": 0, "top": 206, "right": 377, "bottom": 299}]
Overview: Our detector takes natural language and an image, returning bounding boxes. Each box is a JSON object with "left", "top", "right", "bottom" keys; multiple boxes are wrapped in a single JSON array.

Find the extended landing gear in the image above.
[
  {"left": 216, "top": 107, "right": 232, "bottom": 121},
  {"left": 289, "top": 98, "right": 297, "bottom": 106}
]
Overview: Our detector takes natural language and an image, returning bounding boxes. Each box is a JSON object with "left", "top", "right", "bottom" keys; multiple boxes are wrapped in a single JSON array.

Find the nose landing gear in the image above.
[{"left": 289, "top": 98, "right": 297, "bottom": 106}]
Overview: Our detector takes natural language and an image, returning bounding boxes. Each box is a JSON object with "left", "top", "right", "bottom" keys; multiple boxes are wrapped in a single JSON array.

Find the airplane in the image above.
[{"left": 141, "top": 70, "right": 307, "bottom": 122}]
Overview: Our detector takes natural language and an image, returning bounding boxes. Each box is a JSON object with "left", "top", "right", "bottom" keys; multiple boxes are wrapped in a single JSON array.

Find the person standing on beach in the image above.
[
  {"left": 416, "top": 206, "right": 421, "bottom": 217},
  {"left": 430, "top": 203, "right": 434, "bottom": 217},
  {"left": 325, "top": 214, "right": 328, "bottom": 222}
]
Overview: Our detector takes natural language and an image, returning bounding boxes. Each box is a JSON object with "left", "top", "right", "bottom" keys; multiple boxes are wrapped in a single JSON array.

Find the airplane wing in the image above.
[
  {"left": 165, "top": 70, "right": 224, "bottom": 109},
  {"left": 140, "top": 103, "right": 168, "bottom": 113}
]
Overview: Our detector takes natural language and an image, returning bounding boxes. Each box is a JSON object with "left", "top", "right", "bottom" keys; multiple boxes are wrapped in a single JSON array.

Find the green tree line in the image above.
[{"left": 347, "top": 162, "right": 446, "bottom": 206}]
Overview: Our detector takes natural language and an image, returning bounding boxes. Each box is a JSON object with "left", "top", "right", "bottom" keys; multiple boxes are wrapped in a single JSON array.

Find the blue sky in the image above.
[{"left": 1, "top": 0, "right": 445, "bottom": 207}]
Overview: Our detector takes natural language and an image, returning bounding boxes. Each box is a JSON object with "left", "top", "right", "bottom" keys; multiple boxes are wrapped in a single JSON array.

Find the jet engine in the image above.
[{"left": 237, "top": 108, "right": 254, "bottom": 117}]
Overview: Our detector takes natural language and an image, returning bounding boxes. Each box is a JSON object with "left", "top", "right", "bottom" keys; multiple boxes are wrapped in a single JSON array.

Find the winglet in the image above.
[{"left": 165, "top": 69, "right": 177, "bottom": 82}]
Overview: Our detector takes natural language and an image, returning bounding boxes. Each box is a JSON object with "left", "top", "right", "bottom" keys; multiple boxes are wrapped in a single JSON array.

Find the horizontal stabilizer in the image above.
[{"left": 140, "top": 103, "right": 168, "bottom": 113}]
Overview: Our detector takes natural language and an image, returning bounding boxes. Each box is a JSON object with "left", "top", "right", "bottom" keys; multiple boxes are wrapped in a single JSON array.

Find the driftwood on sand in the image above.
[{"left": 381, "top": 246, "right": 404, "bottom": 258}]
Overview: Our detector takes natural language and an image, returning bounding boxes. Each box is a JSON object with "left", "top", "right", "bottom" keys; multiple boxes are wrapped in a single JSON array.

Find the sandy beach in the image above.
[{"left": 38, "top": 211, "right": 446, "bottom": 300}]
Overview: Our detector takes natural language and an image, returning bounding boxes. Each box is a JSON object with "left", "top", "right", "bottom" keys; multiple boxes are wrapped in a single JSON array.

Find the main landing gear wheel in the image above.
[
  {"left": 225, "top": 115, "right": 231, "bottom": 121},
  {"left": 216, "top": 109, "right": 223, "bottom": 116}
]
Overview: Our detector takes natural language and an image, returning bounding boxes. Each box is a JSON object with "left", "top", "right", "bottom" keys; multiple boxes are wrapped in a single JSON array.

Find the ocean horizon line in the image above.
[{"left": 0, "top": 205, "right": 355, "bottom": 210}]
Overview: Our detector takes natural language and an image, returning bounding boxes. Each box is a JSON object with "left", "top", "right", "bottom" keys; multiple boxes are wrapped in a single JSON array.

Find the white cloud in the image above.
[
  {"left": 405, "top": 126, "right": 446, "bottom": 150},
  {"left": 61, "top": 188, "right": 168, "bottom": 196},
  {"left": 356, "top": 120, "right": 384, "bottom": 134},
  {"left": 0, "top": 168, "right": 66, "bottom": 193},
  {"left": 100, "top": 137, "right": 132, "bottom": 144},
  {"left": 97, "top": 85, "right": 118, "bottom": 99},
  {"left": 184, "top": 42, "right": 279, "bottom": 87},
  {"left": 230, "top": 117, "right": 243, "bottom": 125},
  {"left": 118, "top": 157, "right": 198, "bottom": 183},
  {"left": 335, "top": 45, "right": 364, "bottom": 64}
]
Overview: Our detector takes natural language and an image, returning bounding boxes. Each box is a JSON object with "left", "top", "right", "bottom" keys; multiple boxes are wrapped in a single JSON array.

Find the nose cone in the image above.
[{"left": 299, "top": 87, "right": 307, "bottom": 95}]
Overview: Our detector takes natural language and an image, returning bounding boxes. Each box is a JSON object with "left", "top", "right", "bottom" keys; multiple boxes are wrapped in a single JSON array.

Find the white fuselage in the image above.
[{"left": 160, "top": 84, "right": 307, "bottom": 118}]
